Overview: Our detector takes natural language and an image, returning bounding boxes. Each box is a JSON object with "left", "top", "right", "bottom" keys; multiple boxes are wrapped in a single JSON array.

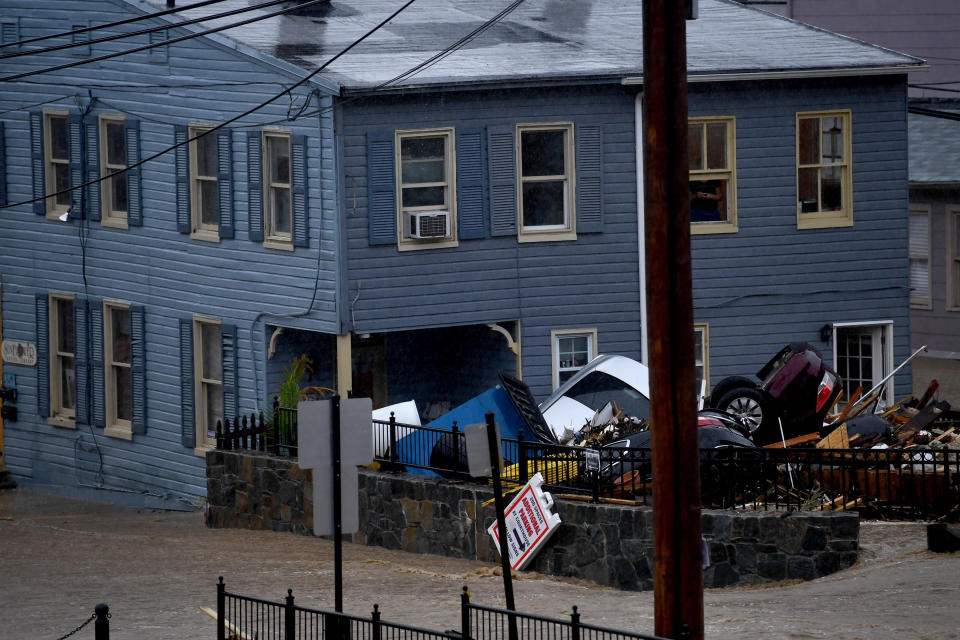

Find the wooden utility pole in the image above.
[{"left": 642, "top": 1, "right": 704, "bottom": 639}]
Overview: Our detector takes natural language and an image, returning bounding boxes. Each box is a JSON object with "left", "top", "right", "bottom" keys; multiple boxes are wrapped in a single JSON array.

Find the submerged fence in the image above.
[
  {"left": 215, "top": 397, "right": 298, "bottom": 456},
  {"left": 216, "top": 579, "right": 666, "bottom": 640}
]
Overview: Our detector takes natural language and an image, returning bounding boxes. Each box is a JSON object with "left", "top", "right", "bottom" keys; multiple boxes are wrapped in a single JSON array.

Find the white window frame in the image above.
[
  {"left": 193, "top": 316, "right": 222, "bottom": 454},
  {"left": 550, "top": 328, "right": 597, "bottom": 391},
  {"left": 689, "top": 117, "right": 737, "bottom": 234},
  {"left": 516, "top": 122, "right": 576, "bottom": 243},
  {"left": 832, "top": 321, "right": 894, "bottom": 406},
  {"left": 262, "top": 129, "right": 292, "bottom": 251},
  {"left": 48, "top": 293, "right": 76, "bottom": 428},
  {"left": 99, "top": 113, "right": 128, "bottom": 228},
  {"left": 909, "top": 204, "right": 932, "bottom": 309},
  {"left": 103, "top": 300, "right": 133, "bottom": 440},
  {"left": 796, "top": 110, "right": 853, "bottom": 229},
  {"left": 694, "top": 323, "right": 710, "bottom": 399},
  {"left": 189, "top": 124, "right": 219, "bottom": 242},
  {"left": 395, "top": 127, "right": 458, "bottom": 251},
  {"left": 43, "top": 109, "right": 70, "bottom": 218},
  {"left": 948, "top": 205, "right": 960, "bottom": 312}
]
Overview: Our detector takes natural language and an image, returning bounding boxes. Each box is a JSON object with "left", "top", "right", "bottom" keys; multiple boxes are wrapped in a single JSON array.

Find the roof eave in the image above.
[{"left": 622, "top": 63, "right": 928, "bottom": 85}]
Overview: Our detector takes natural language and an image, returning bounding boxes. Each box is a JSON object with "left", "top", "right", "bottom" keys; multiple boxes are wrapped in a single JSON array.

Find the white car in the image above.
[{"left": 539, "top": 355, "right": 651, "bottom": 440}]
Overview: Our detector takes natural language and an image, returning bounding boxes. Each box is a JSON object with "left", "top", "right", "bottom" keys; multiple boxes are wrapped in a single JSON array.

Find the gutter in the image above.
[{"left": 622, "top": 64, "right": 928, "bottom": 85}]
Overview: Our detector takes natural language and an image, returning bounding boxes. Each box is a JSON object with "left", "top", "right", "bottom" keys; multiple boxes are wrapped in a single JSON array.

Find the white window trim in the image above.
[
  {"left": 189, "top": 124, "right": 220, "bottom": 243},
  {"left": 395, "top": 127, "right": 458, "bottom": 251},
  {"left": 948, "top": 205, "right": 960, "bottom": 312},
  {"left": 103, "top": 299, "right": 133, "bottom": 441},
  {"left": 550, "top": 328, "right": 597, "bottom": 391},
  {"left": 48, "top": 292, "right": 76, "bottom": 429},
  {"left": 909, "top": 204, "right": 932, "bottom": 310},
  {"left": 832, "top": 320, "right": 894, "bottom": 406},
  {"left": 99, "top": 113, "right": 128, "bottom": 229},
  {"left": 193, "top": 315, "right": 222, "bottom": 456},
  {"left": 516, "top": 122, "right": 577, "bottom": 243},
  {"left": 694, "top": 323, "right": 710, "bottom": 397},
  {"left": 796, "top": 109, "right": 853, "bottom": 230},
  {"left": 689, "top": 116, "right": 738, "bottom": 235},
  {"left": 262, "top": 129, "right": 293, "bottom": 251},
  {"left": 43, "top": 109, "right": 70, "bottom": 219}
]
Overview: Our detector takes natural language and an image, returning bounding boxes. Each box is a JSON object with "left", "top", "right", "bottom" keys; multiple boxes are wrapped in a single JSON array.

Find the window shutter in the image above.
[
  {"left": 30, "top": 111, "right": 45, "bottom": 215},
  {"left": 291, "top": 135, "right": 309, "bottom": 247},
  {"left": 130, "top": 305, "right": 147, "bottom": 434},
  {"left": 125, "top": 119, "right": 143, "bottom": 226},
  {"left": 84, "top": 116, "right": 101, "bottom": 222},
  {"left": 90, "top": 300, "right": 105, "bottom": 428},
  {"left": 221, "top": 324, "right": 239, "bottom": 421},
  {"left": 74, "top": 298, "right": 89, "bottom": 425},
  {"left": 487, "top": 125, "right": 516, "bottom": 236},
  {"left": 217, "top": 130, "right": 234, "bottom": 239},
  {"left": 247, "top": 131, "right": 264, "bottom": 242},
  {"left": 174, "top": 125, "right": 190, "bottom": 233},
  {"left": 179, "top": 318, "right": 195, "bottom": 448},
  {"left": 576, "top": 125, "right": 604, "bottom": 233},
  {"left": 1, "top": 19, "right": 20, "bottom": 47},
  {"left": 35, "top": 294, "right": 50, "bottom": 418},
  {"left": 0, "top": 121, "right": 6, "bottom": 206},
  {"left": 456, "top": 127, "right": 487, "bottom": 240},
  {"left": 366, "top": 130, "right": 396, "bottom": 246},
  {"left": 67, "top": 114, "right": 84, "bottom": 220},
  {"left": 148, "top": 29, "right": 168, "bottom": 63}
]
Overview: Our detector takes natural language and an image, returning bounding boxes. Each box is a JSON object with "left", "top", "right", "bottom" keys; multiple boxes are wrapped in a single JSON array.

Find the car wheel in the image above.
[
  {"left": 706, "top": 375, "right": 758, "bottom": 409},
  {"left": 716, "top": 387, "right": 769, "bottom": 435}
]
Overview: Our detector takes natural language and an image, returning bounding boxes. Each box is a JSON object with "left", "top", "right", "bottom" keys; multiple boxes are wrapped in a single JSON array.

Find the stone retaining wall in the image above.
[{"left": 206, "top": 451, "right": 859, "bottom": 590}]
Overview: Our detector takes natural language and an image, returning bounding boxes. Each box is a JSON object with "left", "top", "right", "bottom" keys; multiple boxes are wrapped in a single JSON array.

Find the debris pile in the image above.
[{"left": 559, "top": 401, "right": 648, "bottom": 447}]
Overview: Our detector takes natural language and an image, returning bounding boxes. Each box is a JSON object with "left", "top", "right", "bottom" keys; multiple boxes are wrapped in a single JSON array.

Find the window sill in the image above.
[
  {"left": 263, "top": 239, "right": 294, "bottom": 252},
  {"left": 191, "top": 229, "right": 221, "bottom": 243},
  {"left": 796, "top": 212, "right": 853, "bottom": 230},
  {"left": 691, "top": 221, "right": 738, "bottom": 235},
  {"left": 398, "top": 237, "right": 459, "bottom": 252},
  {"left": 910, "top": 301, "right": 933, "bottom": 311},
  {"left": 104, "top": 425, "right": 133, "bottom": 441},
  {"left": 101, "top": 216, "right": 129, "bottom": 230},
  {"left": 518, "top": 229, "right": 577, "bottom": 243},
  {"left": 47, "top": 416, "right": 76, "bottom": 429}
]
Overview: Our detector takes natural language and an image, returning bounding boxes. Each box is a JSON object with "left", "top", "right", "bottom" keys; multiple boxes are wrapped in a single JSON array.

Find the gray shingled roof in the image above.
[
  {"left": 909, "top": 106, "right": 960, "bottom": 184},
  {"left": 142, "top": 0, "right": 923, "bottom": 90}
]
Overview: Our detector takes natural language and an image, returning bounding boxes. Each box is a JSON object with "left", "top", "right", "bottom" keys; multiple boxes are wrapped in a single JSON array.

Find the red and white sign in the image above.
[{"left": 487, "top": 473, "right": 562, "bottom": 570}]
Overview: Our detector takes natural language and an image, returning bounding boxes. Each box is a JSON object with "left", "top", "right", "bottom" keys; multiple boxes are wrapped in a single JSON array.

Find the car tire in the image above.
[
  {"left": 706, "top": 375, "right": 758, "bottom": 409},
  {"left": 716, "top": 387, "right": 772, "bottom": 437}
]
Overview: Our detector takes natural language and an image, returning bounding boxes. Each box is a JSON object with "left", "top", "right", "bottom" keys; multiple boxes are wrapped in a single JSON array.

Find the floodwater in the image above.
[{"left": 0, "top": 489, "right": 957, "bottom": 640}]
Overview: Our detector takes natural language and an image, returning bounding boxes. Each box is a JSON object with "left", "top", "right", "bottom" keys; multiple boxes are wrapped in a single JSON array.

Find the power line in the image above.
[
  {"left": 0, "top": 0, "right": 292, "bottom": 61},
  {"left": 908, "top": 105, "right": 960, "bottom": 121},
  {"left": 0, "top": 0, "right": 328, "bottom": 83},
  {"left": 909, "top": 84, "right": 960, "bottom": 94},
  {"left": 0, "top": 0, "right": 230, "bottom": 50},
  {"left": 2, "top": 0, "right": 420, "bottom": 211}
]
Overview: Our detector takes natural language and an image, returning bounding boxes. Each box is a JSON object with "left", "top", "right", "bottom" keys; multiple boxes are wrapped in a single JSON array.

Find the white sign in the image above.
[
  {"left": 584, "top": 449, "right": 600, "bottom": 472},
  {"left": 1, "top": 341, "right": 37, "bottom": 366},
  {"left": 487, "top": 473, "right": 562, "bottom": 570}
]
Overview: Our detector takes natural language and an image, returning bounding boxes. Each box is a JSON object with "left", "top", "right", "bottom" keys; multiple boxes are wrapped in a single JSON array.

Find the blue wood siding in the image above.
[
  {"left": 341, "top": 86, "right": 643, "bottom": 401},
  {"left": 687, "top": 77, "right": 913, "bottom": 398},
  {"left": 0, "top": 0, "right": 339, "bottom": 506}
]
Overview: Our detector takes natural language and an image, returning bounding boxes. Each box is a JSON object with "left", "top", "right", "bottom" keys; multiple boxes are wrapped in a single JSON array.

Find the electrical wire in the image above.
[
  {"left": 0, "top": 0, "right": 231, "bottom": 50},
  {"left": 0, "top": 95, "right": 74, "bottom": 117},
  {"left": 908, "top": 84, "right": 960, "bottom": 94},
  {"left": 0, "top": 0, "right": 294, "bottom": 60},
  {"left": 0, "top": 0, "right": 328, "bottom": 83}
]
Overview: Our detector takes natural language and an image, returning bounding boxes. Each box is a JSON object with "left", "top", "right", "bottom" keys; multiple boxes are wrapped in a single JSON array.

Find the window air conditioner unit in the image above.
[{"left": 408, "top": 211, "right": 450, "bottom": 239}]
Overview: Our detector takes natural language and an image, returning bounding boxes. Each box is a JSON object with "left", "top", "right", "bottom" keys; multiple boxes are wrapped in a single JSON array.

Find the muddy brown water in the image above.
[{"left": 0, "top": 489, "right": 957, "bottom": 640}]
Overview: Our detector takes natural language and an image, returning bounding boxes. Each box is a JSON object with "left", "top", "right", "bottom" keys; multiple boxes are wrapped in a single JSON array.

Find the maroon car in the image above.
[{"left": 707, "top": 343, "right": 843, "bottom": 445}]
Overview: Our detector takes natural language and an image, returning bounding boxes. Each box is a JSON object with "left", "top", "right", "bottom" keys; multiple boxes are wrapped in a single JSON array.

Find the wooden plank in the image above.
[
  {"left": 817, "top": 424, "right": 850, "bottom": 449},
  {"left": 764, "top": 432, "right": 820, "bottom": 448},
  {"left": 829, "top": 386, "right": 862, "bottom": 425},
  {"left": 915, "top": 379, "right": 939, "bottom": 410}
]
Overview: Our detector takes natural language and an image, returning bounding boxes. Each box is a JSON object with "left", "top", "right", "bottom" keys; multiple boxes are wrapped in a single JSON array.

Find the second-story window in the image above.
[
  {"left": 44, "top": 110, "right": 70, "bottom": 217},
  {"left": 263, "top": 131, "right": 292, "bottom": 246},
  {"left": 688, "top": 117, "right": 737, "bottom": 233},
  {"left": 796, "top": 110, "right": 852, "bottom": 229},
  {"left": 190, "top": 125, "right": 219, "bottom": 239},
  {"left": 100, "top": 114, "right": 128, "bottom": 226},
  {"left": 517, "top": 123, "right": 575, "bottom": 241},
  {"left": 396, "top": 128, "right": 456, "bottom": 248}
]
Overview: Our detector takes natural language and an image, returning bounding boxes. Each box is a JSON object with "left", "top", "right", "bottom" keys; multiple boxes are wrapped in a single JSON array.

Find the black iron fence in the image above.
[
  {"left": 371, "top": 415, "right": 960, "bottom": 521},
  {"left": 215, "top": 397, "right": 298, "bottom": 457},
  {"left": 217, "top": 579, "right": 666, "bottom": 640}
]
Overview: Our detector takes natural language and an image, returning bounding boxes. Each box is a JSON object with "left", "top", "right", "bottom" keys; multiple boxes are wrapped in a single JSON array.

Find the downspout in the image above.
[{"left": 635, "top": 91, "right": 648, "bottom": 365}]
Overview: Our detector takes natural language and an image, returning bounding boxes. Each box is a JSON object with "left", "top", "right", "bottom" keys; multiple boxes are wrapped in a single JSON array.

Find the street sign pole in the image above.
[
  {"left": 332, "top": 394, "right": 343, "bottom": 614},
  {"left": 485, "top": 412, "right": 518, "bottom": 640},
  {"left": 643, "top": 0, "right": 705, "bottom": 638}
]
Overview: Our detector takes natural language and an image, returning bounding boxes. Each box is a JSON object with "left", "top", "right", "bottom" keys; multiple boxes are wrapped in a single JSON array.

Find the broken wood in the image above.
[
  {"left": 829, "top": 386, "right": 862, "bottom": 425},
  {"left": 931, "top": 427, "right": 955, "bottom": 444},
  {"left": 764, "top": 432, "right": 820, "bottom": 448},
  {"left": 817, "top": 424, "right": 850, "bottom": 449},
  {"left": 915, "top": 379, "right": 939, "bottom": 410}
]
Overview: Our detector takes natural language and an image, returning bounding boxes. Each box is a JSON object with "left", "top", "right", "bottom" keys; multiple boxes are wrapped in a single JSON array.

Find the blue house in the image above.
[{"left": 0, "top": 0, "right": 923, "bottom": 507}]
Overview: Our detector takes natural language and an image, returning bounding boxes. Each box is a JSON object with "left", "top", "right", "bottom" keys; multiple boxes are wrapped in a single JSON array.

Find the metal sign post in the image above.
[
  {"left": 481, "top": 412, "right": 518, "bottom": 640},
  {"left": 332, "top": 395, "right": 343, "bottom": 613}
]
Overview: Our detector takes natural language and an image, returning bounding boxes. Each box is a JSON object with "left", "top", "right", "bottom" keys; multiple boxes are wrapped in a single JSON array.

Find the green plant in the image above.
[
  {"left": 279, "top": 354, "right": 312, "bottom": 408},
  {"left": 801, "top": 487, "right": 827, "bottom": 511}
]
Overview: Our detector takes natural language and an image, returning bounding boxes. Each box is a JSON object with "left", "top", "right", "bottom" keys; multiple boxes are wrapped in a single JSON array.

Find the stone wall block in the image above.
[
  {"left": 786, "top": 556, "right": 816, "bottom": 581},
  {"left": 757, "top": 552, "right": 787, "bottom": 580},
  {"left": 802, "top": 525, "right": 828, "bottom": 551}
]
